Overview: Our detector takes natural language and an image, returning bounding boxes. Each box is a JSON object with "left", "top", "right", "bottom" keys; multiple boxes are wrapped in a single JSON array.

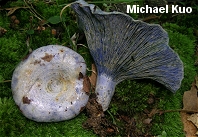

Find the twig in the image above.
[
  {"left": 60, "top": 1, "right": 76, "bottom": 19},
  {"left": 0, "top": 80, "right": 11, "bottom": 83},
  {"left": 23, "top": 0, "right": 42, "bottom": 21},
  {"left": 23, "top": 0, "right": 50, "bottom": 27},
  {"left": 163, "top": 109, "right": 198, "bottom": 114},
  {"left": 86, "top": 68, "right": 97, "bottom": 75},
  {"left": 77, "top": 44, "right": 88, "bottom": 48}
]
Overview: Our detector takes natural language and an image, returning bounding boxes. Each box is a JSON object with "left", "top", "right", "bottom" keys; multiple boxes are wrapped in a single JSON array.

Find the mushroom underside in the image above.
[{"left": 71, "top": 1, "right": 184, "bottom": 111}]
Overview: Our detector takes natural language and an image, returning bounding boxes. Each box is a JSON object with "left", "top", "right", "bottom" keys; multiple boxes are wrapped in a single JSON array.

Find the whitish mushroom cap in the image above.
[
  {"left": 71, "top": 1, "right": 184, "bottom": 111},
  {"left": 12, "top": 45, "right": 88, "bottom": 122}
]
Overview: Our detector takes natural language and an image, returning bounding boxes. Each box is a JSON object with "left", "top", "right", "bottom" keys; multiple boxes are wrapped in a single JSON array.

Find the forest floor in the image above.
[{"left": 0, "top": 0, "right": 198, "bottom": 137}]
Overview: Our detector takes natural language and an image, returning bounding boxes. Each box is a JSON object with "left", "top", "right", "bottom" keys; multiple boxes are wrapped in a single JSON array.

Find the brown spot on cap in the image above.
[
  {"left": 33, "top": 60, "right": 41, "bottom": 65},
  {"left": 22, "top": 96, "right": 31, "bottom": 104},
  {"left": 41, "top": 53, "right": 53, "bottom": 62}
]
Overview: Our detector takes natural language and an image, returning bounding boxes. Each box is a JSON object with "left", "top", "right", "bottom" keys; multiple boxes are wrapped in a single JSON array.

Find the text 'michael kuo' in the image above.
[{"left": 127, "top": 5, "right": 193, "bottom": 14}]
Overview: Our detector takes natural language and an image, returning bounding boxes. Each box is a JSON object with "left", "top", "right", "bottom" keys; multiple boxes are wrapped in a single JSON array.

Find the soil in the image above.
[
  {"left": 83, "top": 93, "right": 154, "bottom": 137},
  {"left": 83, "top": 93, "right": 117, "bottom": 137}
]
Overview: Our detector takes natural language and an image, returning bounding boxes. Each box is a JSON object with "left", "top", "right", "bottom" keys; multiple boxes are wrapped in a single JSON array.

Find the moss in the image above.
[
  {"left": 0, "top": 27, "right": 29, "bottom": 103},
  {"left": 175, "top": 14, "right": 198, "bottom": 29},
  {"left": 0, "top": 98, "right": 96, "bottom": 137},
  {"left": 110, "top": 80, "right": 160, "bottom": 115}
]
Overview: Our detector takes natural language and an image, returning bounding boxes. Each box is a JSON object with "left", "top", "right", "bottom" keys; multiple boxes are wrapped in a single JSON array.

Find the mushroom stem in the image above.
[{"left": 95, "top": 74, "right": 116, "bottom": 111}]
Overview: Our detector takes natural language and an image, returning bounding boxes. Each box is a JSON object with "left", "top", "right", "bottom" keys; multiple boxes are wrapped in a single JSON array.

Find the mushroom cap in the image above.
[
  {"left": 11, "top": 45, "right": 88, "bottom": 122},
  {"left": 71, "top": 1, "right": 183, "bottom": 110}
]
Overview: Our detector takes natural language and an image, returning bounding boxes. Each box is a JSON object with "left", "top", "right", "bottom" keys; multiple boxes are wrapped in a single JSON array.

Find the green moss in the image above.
[
  {"left": 110, "top": 80, "right": 160, "bottom": 115},
  {"left": 0, "top": 98, "right": 96, "bottom": 137},
  {"left": 175, "top": 14, "right": 198, "bottom": 29},
  {"left": 0, "top": 27, "right": 29, "bottom": 101}
]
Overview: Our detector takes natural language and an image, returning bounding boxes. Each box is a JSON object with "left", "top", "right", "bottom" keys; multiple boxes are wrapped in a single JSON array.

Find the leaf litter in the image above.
[{"left": 181, "top": 76, "right": 198, "bottom": 136}]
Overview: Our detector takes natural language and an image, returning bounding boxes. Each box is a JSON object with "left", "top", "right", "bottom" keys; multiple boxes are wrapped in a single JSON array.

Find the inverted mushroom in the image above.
[
  {"left": 11, "top": 45, "right": 88, "bottom": 122},
  {"left": 71, "top": 0, "right": 184, "bottom": 111}
]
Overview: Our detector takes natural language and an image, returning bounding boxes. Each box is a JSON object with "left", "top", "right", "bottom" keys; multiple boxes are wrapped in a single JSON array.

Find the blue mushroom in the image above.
[
  {"left": 71, "top": 0, "right": 184, "bottom": 111},
  {"left": 11, "top": 45, "right": 88, "bottom": 122}
]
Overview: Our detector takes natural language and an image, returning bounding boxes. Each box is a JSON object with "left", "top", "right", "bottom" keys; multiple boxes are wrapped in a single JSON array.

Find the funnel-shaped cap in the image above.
[{"left": 71, "top": 1, "right": 183, "bottom": 93}]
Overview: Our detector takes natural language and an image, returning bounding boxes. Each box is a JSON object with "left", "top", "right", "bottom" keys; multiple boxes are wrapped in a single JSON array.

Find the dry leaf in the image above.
[
  {"left": 188, "top": 113, "right": 198, "bottom": 128},
  {"left": 83, "top": 76, "right": 91, "bottom": 94},
  {"left": 183, "top": 80, "right": 198, "bottom": 112},
  {"left": 180, "top": 112, "right": 197, "bottom": 137},
  {"left": 181, "top": 77, "right": 198, "bottom": 137},
  {"left": 195, "top": 76, "right": 198, "bottom": 89},
  {"left": 88, "top": 64, "right": 97, "bottom": 88},
  {"left": 143, "top": 118, "right": 152, "bottom": 124}
]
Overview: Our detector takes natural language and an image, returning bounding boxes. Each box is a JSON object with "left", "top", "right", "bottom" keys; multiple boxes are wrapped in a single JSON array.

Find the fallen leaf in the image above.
[
  {"left": 180, "top": 112, "right": 197, "bottom": 137},
  {"left": 181, "top": 77, "right": 198, "bottom": 137},
  {"left": 143, "top": 118, "right": 152, "bottom": 124},
  {"left": 106, "top": 127, "right": 115, "bottom": 133},
  {"left": 88, "top": 64, "right": 97, "bottom": 88},
  {"left": 188, "top": 113, "right": 198, "bottom": 128},
  {"left": 83, "top": 76, "right": 91, "bottom": 94},
  {"left": 183, "top": 80, "right": 198, "bottom": 112},
  {"left": 195, "top": 76, "right": 198, "bottom": 89}
]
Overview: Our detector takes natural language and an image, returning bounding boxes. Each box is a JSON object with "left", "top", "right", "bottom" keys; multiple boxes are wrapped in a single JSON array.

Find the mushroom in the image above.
[
  {"left": 11, "top": 45, "right": 88, "bottom": 122},
  {"left": 71, "top": 0, "right": 184, "bottom": 111}
]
